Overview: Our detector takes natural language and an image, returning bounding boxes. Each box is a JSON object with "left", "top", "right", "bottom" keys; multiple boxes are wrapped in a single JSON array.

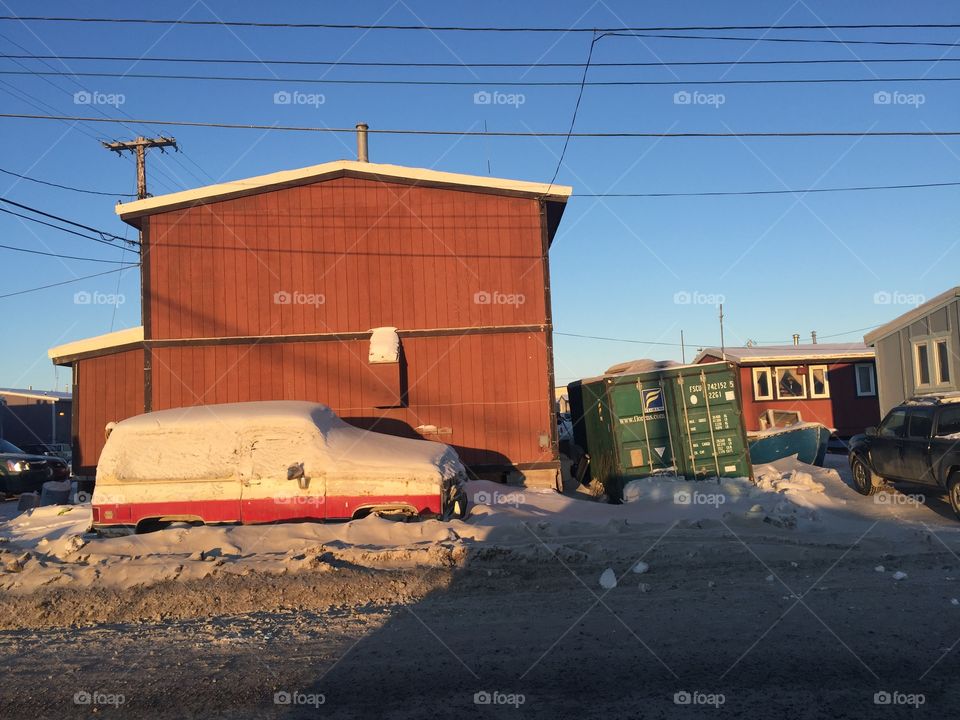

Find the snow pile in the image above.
[{"left": 754, "top": 463, "right": 827, "bottom": 495}]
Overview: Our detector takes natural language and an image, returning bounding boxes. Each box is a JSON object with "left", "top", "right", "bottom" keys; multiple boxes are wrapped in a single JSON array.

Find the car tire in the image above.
[
  {"left": 851, "top": 455, "right": 881, "bottom": 496},
  {"left": 947, "top": 473, "right": 960, "bottom": 521}
]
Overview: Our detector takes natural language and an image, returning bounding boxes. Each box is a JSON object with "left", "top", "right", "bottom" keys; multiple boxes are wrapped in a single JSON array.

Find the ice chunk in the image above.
[
  {"left": 632, "top": 561, "right": 650, "bottom": 574},
  {"left": 599, "top": 568, "right": 617, "bottom": 589}
]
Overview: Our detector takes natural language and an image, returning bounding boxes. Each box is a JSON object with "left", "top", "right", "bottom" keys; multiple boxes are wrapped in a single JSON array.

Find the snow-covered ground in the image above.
[{"left": 2, "top": 454, "right": 957, "bottom": 597}]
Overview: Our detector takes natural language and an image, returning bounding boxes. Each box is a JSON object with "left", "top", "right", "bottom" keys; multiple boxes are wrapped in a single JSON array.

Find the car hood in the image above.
[{"left": 0, "top": 452, "right": 65, "bottom": 464}]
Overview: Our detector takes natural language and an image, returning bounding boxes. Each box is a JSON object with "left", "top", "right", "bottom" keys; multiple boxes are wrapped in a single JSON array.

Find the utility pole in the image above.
[
  {"left": 680, "top": 329, "right": 686, "bottom": 364},
  {"left": 719, "top": 303, "right": 726, "bottom": 360},
  {"left": 102, "top": 136, "right": 178, "bottom": 199}
]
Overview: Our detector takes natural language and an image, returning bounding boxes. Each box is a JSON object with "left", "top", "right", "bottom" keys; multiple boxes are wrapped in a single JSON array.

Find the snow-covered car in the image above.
[{"left": 92, "top": 401, "right": 468, "bottom": 531}]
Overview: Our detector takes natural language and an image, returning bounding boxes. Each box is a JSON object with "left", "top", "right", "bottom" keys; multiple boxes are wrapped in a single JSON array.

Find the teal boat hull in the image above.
[{"left": 747, "top": 423, "right": 831, "bottom": 467}]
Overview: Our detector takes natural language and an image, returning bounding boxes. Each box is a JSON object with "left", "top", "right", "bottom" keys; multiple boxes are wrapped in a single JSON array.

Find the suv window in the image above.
[
  {"left": 879, "top": 409, "right": 908, "bottom": 439},
  {"left": 908, "top": 409, "right": 934, "bottom": 439},
  {"left": 936, "top": 405, "right": 960, "bottom": 437}
]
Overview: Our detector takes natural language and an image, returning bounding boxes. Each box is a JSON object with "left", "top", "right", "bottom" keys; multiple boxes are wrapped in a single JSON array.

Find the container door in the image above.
[
  {"left": 239, "top": 433, "right": 326, "bottom": 523},
  {"left": 668, "top": 367, "right": 752, "bottom": 479},
  {"left": 608, "top": 379, "right": 676, "bottom": 476}
]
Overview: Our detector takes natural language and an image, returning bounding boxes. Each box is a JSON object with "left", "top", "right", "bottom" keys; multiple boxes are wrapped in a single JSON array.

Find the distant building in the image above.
[
  {"left": 865, "top": 287, "right": 960, "bottom": 414},
  {"left": 0, "top": 388, "right": 72, "bottom": 447},
  {"left": 694, "top": 344, "right": 881, "bottom": 437},
  {"left": 49, "top": 155, "right": 572, "bottom": 486}
]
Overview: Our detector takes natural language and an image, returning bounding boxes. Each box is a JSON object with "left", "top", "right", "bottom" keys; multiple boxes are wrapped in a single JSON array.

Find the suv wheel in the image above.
[
  {"left": 852, "top": 455, "right": 880, "bottom": 496},
  {"left": 948, "top": 473, "right": 960, "bottom": 521}
]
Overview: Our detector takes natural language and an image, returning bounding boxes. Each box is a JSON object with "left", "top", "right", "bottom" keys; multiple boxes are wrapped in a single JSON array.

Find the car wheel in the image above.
[
  {"left": 852, "top": 455, "right": 880, "bottom": 496},
  {"left": 947, "top": 473, "right": 960, "bottom": 521}
]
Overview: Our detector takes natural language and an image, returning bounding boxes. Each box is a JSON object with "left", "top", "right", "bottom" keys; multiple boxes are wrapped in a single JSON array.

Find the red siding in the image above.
[
  {"left": 149, "top": 333, "right": 553, "bottom": 467},
  {"left": 74, "top": 350, "right": 144, "bottom": 474},
  {"left": 147, "top": 178, "right": 547, "bottom": 339},
  {"left": 696, "top": 359, "right": 880, "bottom": 436}
]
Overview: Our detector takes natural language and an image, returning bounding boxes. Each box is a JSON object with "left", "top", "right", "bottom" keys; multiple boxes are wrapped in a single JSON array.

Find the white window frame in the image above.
[
  {"left": 774, "top": 366, "right": 807, "bottom": 400},
  {"left": 934, "top": 337, "right": 952, "bottom": 385},
  {"left": 752, "top": 367, "right": 773, "bottom": 401},
  {"left": 854, "top": 363, "right": 877, "bottom": 397},
  {"left": 913, "top": 334, "right": 952, "bottom": 390},
  {"left": 808, "top": 364, "right": 830, "bottom": 399}
]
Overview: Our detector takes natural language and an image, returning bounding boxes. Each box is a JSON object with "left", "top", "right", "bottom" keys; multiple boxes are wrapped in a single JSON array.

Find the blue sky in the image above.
[{"left": 1, "top": 0, "right": 959, "bottom": 392}]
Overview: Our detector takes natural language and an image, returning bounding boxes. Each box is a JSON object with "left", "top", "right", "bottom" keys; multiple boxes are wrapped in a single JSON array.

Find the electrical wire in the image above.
[
  {"left": 0, "top": 265, "right": 137, "bottom": 300},
  {"left": 4, "top": 17, "right": 960, "bottom": 32},
  {"left": 0, "top": 241, "right": 138, "bottom": 263},
  {"left": 0, "top": 166, "right": 135, "bottom": 197},
  {"left": 6, "top": 53, "right": 960, "bottom": 69},
  {"left": 574, "top": 180, "right": 960, "bottom": 197},
  {"left": 4, "top": 114, "right": 960, "bottom": 138},
  {"left": 0, "top": 197, "right": 134, "bottom": 244},
  {"left": 7, "top": 69, "right": 960, "bottom": 87}
]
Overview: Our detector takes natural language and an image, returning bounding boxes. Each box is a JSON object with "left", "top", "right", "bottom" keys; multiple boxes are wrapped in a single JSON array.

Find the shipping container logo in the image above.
[{"left": 641, "top": 388, "right": 665, "bottom": 414}]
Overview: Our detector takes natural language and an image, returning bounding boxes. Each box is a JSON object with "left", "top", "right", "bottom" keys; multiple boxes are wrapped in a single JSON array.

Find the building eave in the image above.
[
  {"left": 115, "top": 160, "right": 573, "bottom": 228},
  {"left": 48, "top": 326, "right": 145, "bottom": 366},
  {"left": 864, "top": 286, "right": 960, "bottom": 345}
]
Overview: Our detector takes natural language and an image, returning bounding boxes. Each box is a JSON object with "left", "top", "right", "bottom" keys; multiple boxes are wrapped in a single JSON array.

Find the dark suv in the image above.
[{"left": 848, "top": 393, "right": 960, "bottom": 518}]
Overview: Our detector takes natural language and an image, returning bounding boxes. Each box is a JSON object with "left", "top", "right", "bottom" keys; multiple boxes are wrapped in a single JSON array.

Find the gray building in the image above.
[
  {"left": 0, "top": 388, "right": 72, "bottom": 449},
  {"left": 865, "top": 287, "right": 960, "bottom": 414}
]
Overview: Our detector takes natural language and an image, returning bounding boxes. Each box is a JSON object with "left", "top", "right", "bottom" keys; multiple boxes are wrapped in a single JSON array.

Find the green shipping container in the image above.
[{"left": 567, "top": 361, "right": 752, "bottom": 501}]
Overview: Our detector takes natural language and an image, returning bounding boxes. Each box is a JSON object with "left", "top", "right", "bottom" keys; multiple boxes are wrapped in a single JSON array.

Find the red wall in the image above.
[
  {"left": 146, "top": 177, "right": 547, "bottom": 339},
  {"left": 149, "top": 333, "right": 553, "bottom": 468},
  {"left": 698, "top": 359, "right": 880, "bottom": 436},
  {"left": 74, "top": 350, "right": 144, "bottom": 474}
]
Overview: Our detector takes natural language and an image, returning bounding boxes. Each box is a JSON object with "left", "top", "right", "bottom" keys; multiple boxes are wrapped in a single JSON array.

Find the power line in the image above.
[
  {"left": 0, "top": 206, "right": 132, "bottom": 250},
  {"left": 574, "top": 180, "right": 960, "bottom": 197},
  {"left": 7, "top": 69, "right": 960, "bottom": 87},
  {"left": 0, "top": 166, "right": 135, "bottom": 197},
  {"left": 4, "top": 17, "right": 960, "bottom": 32},
  {"left": 602, "top": 31, "right": 960, "bottom": 48},
  {"left": 5, "top": 114, "right": 960, "bottom": 138},
  {"left": 0, "top": 197, "right": 134, "bottom": 245},
  {"left": 0, "top": 241, "right": 138, "bottom": 263},
  {"left": 7, "top": 53, "right": 960, "bottom": 69},
  {"left": 546, "top": 32, "right": 598, "bottom": 188},
  {"left": 0, "top": 265, "right": 137, "bottom": 300}
]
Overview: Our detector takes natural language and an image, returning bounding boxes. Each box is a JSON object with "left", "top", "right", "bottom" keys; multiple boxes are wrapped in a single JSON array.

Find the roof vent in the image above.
[{"left": 356, "top": 122, "right": 369, "bottom": 162}]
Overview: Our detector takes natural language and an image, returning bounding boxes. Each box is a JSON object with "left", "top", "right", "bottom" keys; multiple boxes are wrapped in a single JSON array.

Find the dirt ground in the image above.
[{"left": 2, "top": 456, "right": 960, "bottom": 718}]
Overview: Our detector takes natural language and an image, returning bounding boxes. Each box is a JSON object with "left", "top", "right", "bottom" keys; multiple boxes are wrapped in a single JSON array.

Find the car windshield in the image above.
[{"left": 0, "top": 439, "right": 24, "bottom": 454}]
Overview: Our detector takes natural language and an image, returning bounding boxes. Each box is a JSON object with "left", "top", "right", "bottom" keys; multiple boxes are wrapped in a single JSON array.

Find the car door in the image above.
[
  {"left": 901, "top": 408, "right": 935, "bottom": 484},
  {"left": 872, "top": 409, "right": 908, "bottom": 479},
  {"left": 239, "top": 432, "right": 326, "bottom": 523}
]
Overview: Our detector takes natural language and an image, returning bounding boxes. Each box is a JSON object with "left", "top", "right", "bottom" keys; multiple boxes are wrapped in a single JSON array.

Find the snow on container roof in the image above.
[
  {"left": 693, "top": 343, "right": 874, "bottom": 364},
  {"left": 864, "top": 286, "right": 960, "bottom": 345},
  {"left": 115, "top": 159, "right": 573, "bottom": 226}
]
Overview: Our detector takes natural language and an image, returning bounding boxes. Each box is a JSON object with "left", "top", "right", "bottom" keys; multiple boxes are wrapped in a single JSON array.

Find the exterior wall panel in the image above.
[
  {"left": 149, "top": 333, "right": 553, "bottom": 469},
  {"left": 147, "top": 178, "right": 546, "bottom": 340},
  {"left": 74, "top": 350, "right": 144, "bottom": 474}
]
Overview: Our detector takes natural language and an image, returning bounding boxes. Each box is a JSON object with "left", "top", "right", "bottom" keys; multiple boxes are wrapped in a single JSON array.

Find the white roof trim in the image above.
[
  {"left": 864, "top": 286, "right": 960, "bottom": 345},
  {"left": 48, "top": 326, "right": 144, "bottom": 363},
  {"left": 115, "top": 160, "right": 573, "bottom": 222},
  {"left": 0, "top": 390, "right": 68, "bottom": 402},
  {"left": 693, "top": 344, "right": 874, "bottom": 364}
]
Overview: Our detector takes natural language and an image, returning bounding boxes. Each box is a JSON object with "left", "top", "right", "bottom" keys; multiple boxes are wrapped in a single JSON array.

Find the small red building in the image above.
[
  {"left": 694, "top": 343, "right": 881, "bottom": 437},
  {"left": 49, "top": 158, "right": 571, "bottom": 488}
]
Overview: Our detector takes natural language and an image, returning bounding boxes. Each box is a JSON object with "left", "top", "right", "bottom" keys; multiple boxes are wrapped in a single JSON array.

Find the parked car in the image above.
[
  {"left": 0, "top": 438, "right": 70, "bottom": 495},
  {"left": 93, "top": 400, "right": 468, "bottom": 532},
  {"left": 19, "top": 442, "right": 72, "bottom": 463},
  {"left": 848, "top": 393, "right": 960, "bottom": 518}
]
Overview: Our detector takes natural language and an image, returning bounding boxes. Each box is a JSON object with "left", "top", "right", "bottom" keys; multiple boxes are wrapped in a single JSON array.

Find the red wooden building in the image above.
[
  {"left": 694, "top": 343, "right": 881, "bottom": 437},
  {"left": 49, "top": 157, "right": 572, "bottom": 487}
]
